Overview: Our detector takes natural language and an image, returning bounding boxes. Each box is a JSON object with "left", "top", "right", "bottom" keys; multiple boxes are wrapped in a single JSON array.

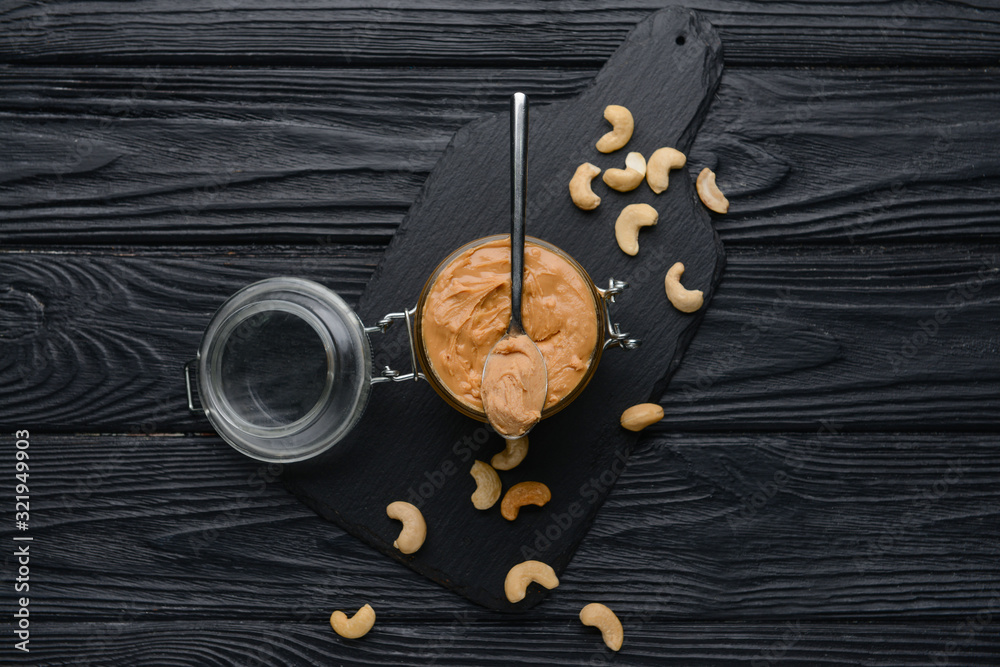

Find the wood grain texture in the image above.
[
  {"left": 21, "top": 619, "right": 1000, "bottom": 666},
  {"left": 692, "top": 69, "right": 1000, "bottom": 243},
  {"left": 3, "top": 1, "right": 1000, "bottom": 66},
  {"left": 0, "top": 246, "right": 378, "bottom": 430},
  {"left": 663, "top": 244, "right": 1000, "bottom": 430},
  {"left": 10, "top": 432, "right": 999, "bottom": 622},
  {"left": 3, "top": 66, "right": 999, "bottom": 245},
  {"left": 2, "top": 244, "right": 997, "bottom": 432}
]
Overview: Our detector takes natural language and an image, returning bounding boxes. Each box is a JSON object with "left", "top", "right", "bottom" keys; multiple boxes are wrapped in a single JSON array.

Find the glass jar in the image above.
[
  {"left": 187, "top": 237, "right": 638, "bottom": 462},
  {"left": 413, "top": 234, "right": 631, "bottom": 423}
]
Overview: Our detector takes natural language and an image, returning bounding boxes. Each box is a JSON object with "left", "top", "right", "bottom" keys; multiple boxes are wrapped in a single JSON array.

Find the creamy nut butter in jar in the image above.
[
  {"left": 416, "top": 235, "right": 606, "bottom": 422},
  {"left": 187, "top": 236, "right": 637, "bottom": 462}
]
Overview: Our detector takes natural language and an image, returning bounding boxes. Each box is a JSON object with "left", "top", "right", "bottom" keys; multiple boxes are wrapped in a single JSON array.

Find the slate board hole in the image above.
[{"left": 676, "top": 35, "right": 686, "bottom": 45}]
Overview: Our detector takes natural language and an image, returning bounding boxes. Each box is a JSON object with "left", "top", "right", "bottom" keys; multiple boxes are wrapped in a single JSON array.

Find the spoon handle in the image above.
[{"left": 510, "top": 92, "right": 528, "bottom": 332}]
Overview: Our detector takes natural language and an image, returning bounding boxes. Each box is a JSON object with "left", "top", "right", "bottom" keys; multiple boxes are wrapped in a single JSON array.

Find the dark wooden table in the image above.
[{"left": 2, "top": 2, "right": 999, "bottom": 664}]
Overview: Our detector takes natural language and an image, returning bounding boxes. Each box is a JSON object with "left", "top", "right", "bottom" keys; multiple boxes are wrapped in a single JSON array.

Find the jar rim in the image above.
[{"left": 413, "top": 234, "right": 606, "bottom": 423}]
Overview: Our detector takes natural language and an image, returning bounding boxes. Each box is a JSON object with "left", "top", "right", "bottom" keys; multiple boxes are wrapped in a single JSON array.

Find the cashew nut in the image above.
[
  {"left": 504, "top": 560, "right": 560, "bottom": 603},
  {"left": 602, "top": 151, "right": 646, "bottom": 192},
  {"left": 595, "top": 105, "right": 634, "bottom": 153},
  {"left": 614, "top": 203, "right": 658, "bottom": 256},
  {"left": 569, "top": 162, "right": 602, "bottom": 210},
  {"left": 386, "top": 501, "right": 426, "bottom": 554},
  {"left": 330, "top": 604, "right": 376, "bottom": 639},
  {"left": 500, "top": 481, "right": 551, "bottom": 521},
  {"left": 696, "top": 167, "right": 729, "bottom": 213},
  {"left": 620, "top": 403, "right": 664, "bottom": 431},
  {"left": 470, "top": 460, "right": 501, "bottom": 510},
  {"left": 491, "top": 435, "right": 529, "bottom": 471},
  {"left": 579, "top": 603, "right": 624, "bottom": 651},
  {"left": 646, "top": 147, "right": 687, "bottom": 194},
  {"left": 664, "top": 262, "right": 703, "bottom": 313}
]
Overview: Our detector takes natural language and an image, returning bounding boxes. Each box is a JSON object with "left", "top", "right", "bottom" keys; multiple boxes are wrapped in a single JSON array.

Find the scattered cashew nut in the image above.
[
  {"left": 504, "top": 560, "right": 560, "bottom": 603},
  {"left": 500, "top": 481, "right": 551, "bottom": 521},
  {"left": 470, "top": 460, "right": 501, "bottom": 510},
  {"left": 664, "top": 262, "right": 704, "bottom": 313},
  {"left": 696, "top": 167, "right": 729, "bottom": 213},
  {"left": 330, "top": 604, "right": 376, "bottom": 639},
  {"left": 603, "top": 151, "right": 646, "bottom": 192},
  {"left": 569, "top": 162, "right": 602, "bottom": 210},
  {"left": 596, "top": 105, "right": 634, "bottom": 153},
  {"left": 646, "top": 147, "right": 687, "bottom": 194},
  {"left": 492, "top": 435, "right": 529, "bottom": 471},
  {"left": 386, "top": 501, "right": 426, "bottom": 554},
  {"left": 614, "top": 203, "right": 658, "bottom": 256},
  {"left": 620, "top": 403, "right": 664, "bottom": 431},
  {"left": 579, "top": 603, "right": 624, "bottom": 651}
]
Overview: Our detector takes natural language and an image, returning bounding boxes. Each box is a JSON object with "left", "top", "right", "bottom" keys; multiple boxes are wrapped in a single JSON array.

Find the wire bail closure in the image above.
[
  {"left": 597, "top": 278, "right": 641, "bottom": 351},
  {"left": 364, "top": 306, "right": 426, "bottom": 385}
]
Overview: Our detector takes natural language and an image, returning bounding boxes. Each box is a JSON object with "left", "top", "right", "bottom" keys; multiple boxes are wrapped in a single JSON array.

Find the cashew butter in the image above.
[
  {"left": 420, "top": 237, "right": 599, "bottom": 415},
  {"left": 481, "top": 334, "right": 547, "bottom": 437}
]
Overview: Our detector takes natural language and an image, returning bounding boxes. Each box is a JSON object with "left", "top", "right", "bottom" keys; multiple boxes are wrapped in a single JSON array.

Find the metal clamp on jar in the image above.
[{"left": 185, "top": 237, "right": 639, "bottom": 463}]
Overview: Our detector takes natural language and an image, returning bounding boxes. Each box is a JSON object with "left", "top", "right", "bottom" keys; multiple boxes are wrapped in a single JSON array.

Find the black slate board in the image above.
[{"left": 284, "top": 7, "right": 725, "bottom": 611}]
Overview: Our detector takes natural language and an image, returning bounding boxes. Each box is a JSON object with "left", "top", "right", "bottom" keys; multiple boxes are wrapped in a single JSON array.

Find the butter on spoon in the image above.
[{"left": 481, "top": 92, "right": 547, "bottom": 439}]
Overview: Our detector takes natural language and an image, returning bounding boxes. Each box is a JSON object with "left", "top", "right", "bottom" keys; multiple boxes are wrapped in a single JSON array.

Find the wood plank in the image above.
[
  {"left": 664, "top": 244, "right": 1000, "bottom": 430},
  {"left": 22, "top": 620, "right": 1000, "bottom": 666},
  {"left": 3, "top": 1, "right": 1000, "bottom": 66},
  {"left": 2, "top": 244, "right": 997, "bottom": 431},
  {"left": 692, "top": 69, "right": 1000, "bottom": 244},
  {"left": 0, "top": 245, "right": 379, "bottom": 430},
  {"left": 16, "top": 432, "right": 1000, "bottom": 621},
  {"left": 3, "top": 67, "right": 999, "bottom": 244}
]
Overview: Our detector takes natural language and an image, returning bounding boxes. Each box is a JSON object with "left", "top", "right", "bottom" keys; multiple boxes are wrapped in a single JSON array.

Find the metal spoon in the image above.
[{"left": 480, "top": 92, "right": 548, "bottom": 439}]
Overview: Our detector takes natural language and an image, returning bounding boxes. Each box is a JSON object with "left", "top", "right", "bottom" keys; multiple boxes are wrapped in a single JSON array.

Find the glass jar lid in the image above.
[{"left": 191, "top": 277, "right": 372, "bottom": 463}]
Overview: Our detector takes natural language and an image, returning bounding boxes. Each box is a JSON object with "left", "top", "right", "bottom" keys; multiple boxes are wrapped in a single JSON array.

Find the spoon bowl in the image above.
[{"left": 481, "top": 329, "right": 547, "bottom": 439}]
